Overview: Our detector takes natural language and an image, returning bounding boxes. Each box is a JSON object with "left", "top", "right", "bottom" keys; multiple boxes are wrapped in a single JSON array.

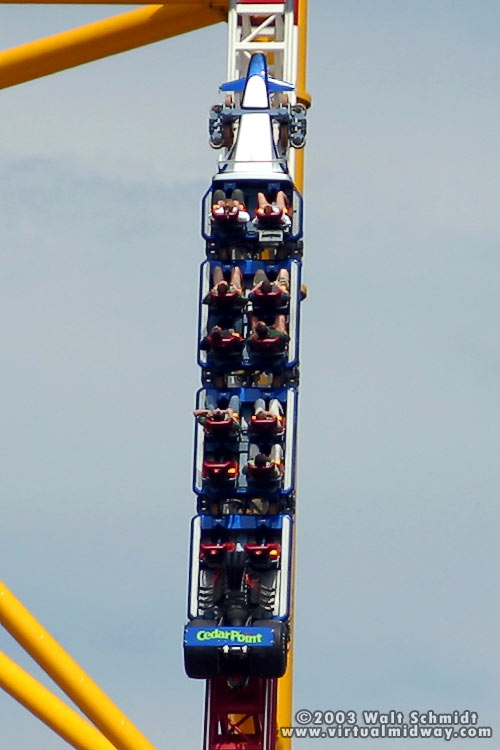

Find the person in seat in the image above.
[
  {"left": 248, "top": 268, "right": 290, "bottom": 310},
  {"left": 251, "top": 398, "right": 285, "bottom": 436},
  {"left": 194, "top": 394, "right": 240, "bottom": 437},
  {"left": 247, "top": 318, "right": 289, "bottom": 357},
  {"left": 211, "top": 188, "right": 250, "bottom": 225},
  {"left": 200, "top": 325, "right": 244, "bottom": 361},
  {"left": 244, "top": 444, "right": 284, "bottom": 484},
  {"left": 203, "top": 265, "right": 247, "bottom": 312},
  {"left": 253, "top": 190, "right": 291, "bottom": 228}
]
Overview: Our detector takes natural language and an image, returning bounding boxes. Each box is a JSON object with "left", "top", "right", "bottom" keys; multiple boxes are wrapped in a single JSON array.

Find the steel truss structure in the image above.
[
  {"left": 227, "top": 1, "right": 299, "bottom": 177},
  {"left": 0, "top": 2, "right": 309, "bottom": 749}
]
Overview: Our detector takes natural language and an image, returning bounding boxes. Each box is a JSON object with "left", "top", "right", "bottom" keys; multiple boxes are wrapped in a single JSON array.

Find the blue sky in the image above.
[{"left": 1, "top": 2, "right": 499, "bottom": 748}]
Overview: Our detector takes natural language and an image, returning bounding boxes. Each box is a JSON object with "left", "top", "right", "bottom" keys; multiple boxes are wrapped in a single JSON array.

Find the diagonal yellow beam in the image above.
[
  {"left": 0, "top": 581, "right": 156, "bottom": 750},
  {"left": 0, "top": 652, "right": 119, "bottom": 750},
  {"left": 0, "top": 2, "right": 227, "bottom": 90}
]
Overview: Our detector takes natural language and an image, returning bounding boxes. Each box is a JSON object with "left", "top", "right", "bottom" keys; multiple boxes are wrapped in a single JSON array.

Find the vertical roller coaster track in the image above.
[
  {"left": 186, "top": 4, "right": 310, "bottom": 748},
  {"left": 0, "top": 2, "right": 310, "bottom": 749}
]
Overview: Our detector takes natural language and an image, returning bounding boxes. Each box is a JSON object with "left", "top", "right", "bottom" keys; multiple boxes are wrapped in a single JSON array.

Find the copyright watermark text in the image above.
[{"left": 280, "top": 709, "right": 493, "bottom": 741}]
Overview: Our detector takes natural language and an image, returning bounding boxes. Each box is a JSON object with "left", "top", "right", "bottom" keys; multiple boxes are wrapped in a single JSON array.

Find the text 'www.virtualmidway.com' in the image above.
[{"left": 280, "top": 709, "right": 493, "bottom": 741}]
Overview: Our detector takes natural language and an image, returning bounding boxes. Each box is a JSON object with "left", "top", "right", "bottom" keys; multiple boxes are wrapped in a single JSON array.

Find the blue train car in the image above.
[
  {"left": 202, "top": 178, "right": 303, "bottom": 260},
  {"left": 193, "top": 386, "right": 298, "bottom": 513},
  {"left": 198, "top": 258, "right": 303, "bottom": 387},
  {"left": 203, "top": 52, "right": 305, "bottom": 260},
  {"left": 184, "top": 51, "right": 307, "bottom": 688},
  {"left": 184, "top": 513, "right": 293, "bottom": 679}
]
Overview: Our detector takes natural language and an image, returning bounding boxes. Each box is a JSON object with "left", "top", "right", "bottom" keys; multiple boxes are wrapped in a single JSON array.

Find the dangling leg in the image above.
[
  {"left": 212, "top": 265, "right": 225, "bottom": 288},
  {"left": 248, "top": 313, "right": 261, "bottom": 332},
  {"left": 276, "top": 268, "right": 289, "bottom": 291},
  {"left": 230, "top": 266, "right": 244, "bottom": 292},
  {"left": 249, "top": 443, "right": 259, "bottom": 461},
  {"left": 275, "top": 191, "right": 291, "bottom": 227},
  {"left": 256, "top": 192, "right": 271, "bottom": 211},
  {"left": 270, "top": 443, "right": 283, "bottom": 466},
  {"left": 213, "top": 189, "right": 226, "bottom": 204},
  {"left": 268, "top": 399, "right": 283, "bottom": 418},
  {"left": 231, "top": 188, "right": 245, "bottom": 206},
  {"left": 274, "top": 314, "right": 288, "bottom": 333},
  {"left": 252, "top": 268, "right": 268, "bottom": 287},
  {"left": 228, "top": 394, "right": 240, "bottom": 416},
  {"left": 275, "top": 190, "right": 289, "bottom": 213},
  {"left": 254, "top": 398, "right": 266, "bottom": 415},
  {"left": 205, "top": 392, "right": 218, "bottom": 412}
]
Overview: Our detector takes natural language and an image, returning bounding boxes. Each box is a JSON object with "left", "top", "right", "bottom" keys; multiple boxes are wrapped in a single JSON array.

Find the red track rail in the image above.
[{"left": 204, "top": 677, "right": 277, "bottom": 750}]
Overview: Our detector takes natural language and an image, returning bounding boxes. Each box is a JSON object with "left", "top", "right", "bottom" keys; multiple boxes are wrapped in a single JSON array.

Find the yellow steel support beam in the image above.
[
  {"left": 0, "top": 652, "right": 118, "bottom": 750},
  {"left": 293, "top": 0, "right": 311, "bottom": 194},
  {"left": 275, "top": 585, "right": 294, "bottom": 750},
  {"left": 0, "top": 581, "right": 156, "bottom": 750},
  {"left": 296, "top": 0, "right": 311, "bottom": 111},
  {"left": 0, "top": 2, "right": 226, "bottom": 90}
]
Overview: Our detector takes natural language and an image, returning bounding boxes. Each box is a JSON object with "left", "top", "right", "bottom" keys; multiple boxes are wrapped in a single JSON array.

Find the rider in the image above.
[
  {"left": 253, "top": 190, "right": 291, "bottom": 228},
  {"left": 194, "top": 394, "right": 240, "bottom": 437},
  {"left": 248, "top": 268, "right": 290, "bottom": 310},
  {"left": 203, "top": 265, "right": 247, "bottom": 312},
  {"left": 200, "top": 325, "right": 244, "bottom": 361},
  {"left": 251, "top": 398, "right": 285, "bottom": 435},
  {"left": 211, "top": 188, "right": 250, "bottom": 225},
  {"left": 247, "top": 318, "right": 289, "bottom": 357},
  {"left": 244, "top": 444, "right": 284, "bottom": 483}
]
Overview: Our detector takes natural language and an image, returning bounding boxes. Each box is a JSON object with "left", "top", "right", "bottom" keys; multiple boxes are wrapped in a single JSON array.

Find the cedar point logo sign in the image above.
[
  {"left": 184, "top": 625, "right": 275, "bottom": 647},
  {"left": 196, "top": 628, "right": 264, "bottom": 644}
]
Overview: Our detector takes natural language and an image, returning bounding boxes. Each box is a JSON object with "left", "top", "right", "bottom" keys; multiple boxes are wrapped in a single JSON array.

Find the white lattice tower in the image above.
[{"left": 226, "top": 1, "right": 300, "bottom": 176}]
